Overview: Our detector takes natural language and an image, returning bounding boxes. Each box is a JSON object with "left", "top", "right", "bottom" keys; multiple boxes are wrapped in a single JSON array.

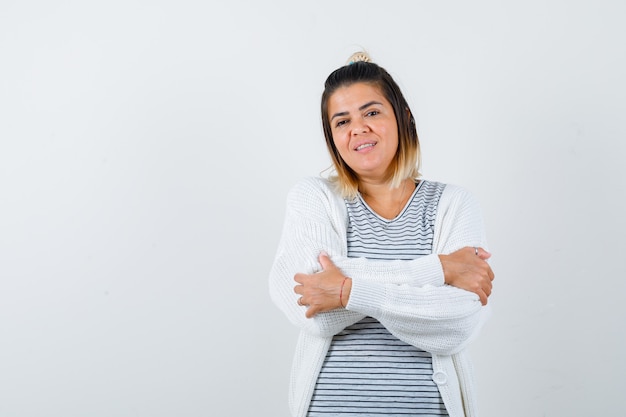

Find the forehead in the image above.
[{"left": 328, "top": 82, "right": 390, "bottom": 112}]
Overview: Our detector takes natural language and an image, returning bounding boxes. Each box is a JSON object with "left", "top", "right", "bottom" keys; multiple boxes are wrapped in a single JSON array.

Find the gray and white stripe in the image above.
[{"left": 345, "top": 181, "right": 443, "bottom": 261}]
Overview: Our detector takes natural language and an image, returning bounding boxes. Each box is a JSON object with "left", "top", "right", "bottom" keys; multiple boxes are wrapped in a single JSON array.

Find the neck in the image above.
[
  {"left": 358, "top": 178, "right": 416, "bottom": 219},
  {"left": 359, "top": 177, "right": 413, "bottom": 198}
]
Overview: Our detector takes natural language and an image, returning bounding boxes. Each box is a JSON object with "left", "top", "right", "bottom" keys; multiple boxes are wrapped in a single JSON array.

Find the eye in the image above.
[
  {"left": 365, "top": 110, "right": 379, "bottom": 117},
  {"left": 335, "top": 119, "right": 348, "bottom": 128}
]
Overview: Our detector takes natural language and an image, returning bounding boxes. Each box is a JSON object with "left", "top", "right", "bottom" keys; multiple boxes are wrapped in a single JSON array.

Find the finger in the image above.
[
  {"left": 318, "top": 252, "right": 335, "bottom": 271},
  {"left": 294, "top": 273, "right": 304, "bottom": 284},
  {"left": 478, "top": 263, "right": 494, "bottom": 281},
  {"left": 475, "top": 247, "right": 491, "bottom": 260},
  {"left": 305, "top": 306, "right": 317, "bottom": 319},
  {"left": 479, "top": 291, "right": 488, "bottom": 306},
  {"left": 483, "top": 282, "right": 492, "bottom": 297},
  {"left": 293, "top": 284, "right": 303, "bottom": 295},
  {"left": 475, "top": 261, "right": 494, "bottom": 282}
]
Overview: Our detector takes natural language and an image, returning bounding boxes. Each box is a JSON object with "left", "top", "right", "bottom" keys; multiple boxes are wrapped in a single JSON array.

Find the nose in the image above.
[{"left": 351, "top": 120, "right": 370, "bottom": 135}]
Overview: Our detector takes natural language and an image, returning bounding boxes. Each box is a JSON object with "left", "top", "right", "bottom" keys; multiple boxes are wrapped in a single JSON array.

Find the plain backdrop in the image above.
[{"left": 1, "top": 1, "right": 624, "bottom": 416}]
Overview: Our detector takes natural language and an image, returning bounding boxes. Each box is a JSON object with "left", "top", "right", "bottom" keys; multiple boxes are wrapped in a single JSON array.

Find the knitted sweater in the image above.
[{"left": 269, "top": 176, "right": 491, "bottom": 417}]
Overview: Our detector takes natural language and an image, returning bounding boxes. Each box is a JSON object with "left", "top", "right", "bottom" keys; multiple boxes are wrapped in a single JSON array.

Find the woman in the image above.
[{"left": 269, "top": 52, "right": 494, "bottom": 417}]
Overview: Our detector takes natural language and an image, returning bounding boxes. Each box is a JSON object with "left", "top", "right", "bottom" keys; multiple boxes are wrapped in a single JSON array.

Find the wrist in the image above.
[
  {"left": 339, "top": 277, "right": 352, "bottom": 308},
  {"left": 438, "top": 254, "right": 450, "bottom": 285}
]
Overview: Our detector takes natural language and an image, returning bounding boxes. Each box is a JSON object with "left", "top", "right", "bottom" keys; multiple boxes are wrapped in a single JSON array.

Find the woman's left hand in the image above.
[{"left": 294, "top": 253, "right": 352, "bottom": 318}]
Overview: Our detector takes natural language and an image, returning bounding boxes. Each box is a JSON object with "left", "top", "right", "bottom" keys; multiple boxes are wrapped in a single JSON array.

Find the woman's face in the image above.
[{"left": 327, "top": 82, "right": 398, "bottom": 183}]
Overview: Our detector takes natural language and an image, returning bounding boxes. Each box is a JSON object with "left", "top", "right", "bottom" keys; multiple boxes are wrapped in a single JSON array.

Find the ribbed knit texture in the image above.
[{"left": 269, "top": 176, "right": 491, "bottom": 417}]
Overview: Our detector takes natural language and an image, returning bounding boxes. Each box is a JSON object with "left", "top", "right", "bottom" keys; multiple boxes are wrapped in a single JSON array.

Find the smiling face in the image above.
[{"left": 327, "top": 82, "right": 399, "bottom": 183}]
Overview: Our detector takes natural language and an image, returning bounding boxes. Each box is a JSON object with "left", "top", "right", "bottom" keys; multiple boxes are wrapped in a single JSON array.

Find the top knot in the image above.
[{"left": 346, "top": 51, "right": 372, "bottom": 65}]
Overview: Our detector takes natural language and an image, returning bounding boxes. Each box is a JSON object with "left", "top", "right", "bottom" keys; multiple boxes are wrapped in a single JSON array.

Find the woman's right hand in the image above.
[{"left": 438, "top": 247, "right": 494, "bottom": 305}]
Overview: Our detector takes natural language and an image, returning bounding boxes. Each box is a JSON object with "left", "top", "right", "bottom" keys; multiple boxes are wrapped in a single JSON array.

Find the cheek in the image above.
[
  {"left": 382, "top": 127, "right": 399, "bottom": 148},
  {"left": 332, "top": 132, "right": 349, "bottom": 151},
  {"left": 332, "top": 138, "right": 351, "bottom": 164}
]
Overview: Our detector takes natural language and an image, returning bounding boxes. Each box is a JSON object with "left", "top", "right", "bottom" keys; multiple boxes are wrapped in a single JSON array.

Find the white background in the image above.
[{"left": 1, "top": 1, "right": 624, "bottom": 416}]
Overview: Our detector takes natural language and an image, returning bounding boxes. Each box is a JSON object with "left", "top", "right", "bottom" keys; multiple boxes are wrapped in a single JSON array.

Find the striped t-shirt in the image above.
[{"left": 308, "top": 180, "right": 448, "bottom": 417}]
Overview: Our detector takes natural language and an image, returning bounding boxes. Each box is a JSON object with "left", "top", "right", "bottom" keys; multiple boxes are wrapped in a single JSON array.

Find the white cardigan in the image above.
[{"left": 269, "top": 176, "right": 491, "bottom": 417}]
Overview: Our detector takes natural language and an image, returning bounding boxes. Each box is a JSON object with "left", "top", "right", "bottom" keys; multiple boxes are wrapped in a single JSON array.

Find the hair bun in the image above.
[{"left": 347, "top": 51, "right": 372, "bottom": 65}]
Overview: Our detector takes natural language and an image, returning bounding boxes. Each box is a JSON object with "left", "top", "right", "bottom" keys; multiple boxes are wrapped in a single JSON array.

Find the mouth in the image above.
[{"left": 355, "top": 142, "right": 376, "bottom": 151}]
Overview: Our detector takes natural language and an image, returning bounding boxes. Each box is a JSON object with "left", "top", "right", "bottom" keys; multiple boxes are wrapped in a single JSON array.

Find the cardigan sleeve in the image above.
[
  {"left": 332, "top": 253, "right": 444, "bottom": 287},
  {"left": 269, "top": 177, "right": 449, "bottom": 338},
  {"left": 269, "top": 177, "right": 364, "bottom": 337},
  {"left": 345, "top": 185, "right": 491, "bottom": 355}
]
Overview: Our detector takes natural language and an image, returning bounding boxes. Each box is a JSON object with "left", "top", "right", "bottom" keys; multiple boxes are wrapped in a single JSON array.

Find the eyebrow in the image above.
[{"left": 330, "top": 101, "right": 383, "bottom": 121}]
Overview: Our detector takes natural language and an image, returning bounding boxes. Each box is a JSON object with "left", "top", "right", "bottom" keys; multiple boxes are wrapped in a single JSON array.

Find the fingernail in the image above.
[{"left": 320, "top": 251, "right": 329, "bottom": 257}]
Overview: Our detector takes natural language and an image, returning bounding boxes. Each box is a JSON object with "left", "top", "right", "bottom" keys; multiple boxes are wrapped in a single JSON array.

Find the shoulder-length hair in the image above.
[{"left": 321, "top": 58, "right": 421, "bottom": 199}]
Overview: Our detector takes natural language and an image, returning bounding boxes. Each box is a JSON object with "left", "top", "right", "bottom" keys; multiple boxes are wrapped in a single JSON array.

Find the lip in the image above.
[{"left": 353, "top": 140, "right": 377, "bottom": 152}]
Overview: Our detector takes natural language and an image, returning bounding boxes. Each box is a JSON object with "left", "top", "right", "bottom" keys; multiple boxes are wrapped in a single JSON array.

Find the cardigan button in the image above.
[{"left": 432, "top": 371, "right": 448, "bottom": 385}]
